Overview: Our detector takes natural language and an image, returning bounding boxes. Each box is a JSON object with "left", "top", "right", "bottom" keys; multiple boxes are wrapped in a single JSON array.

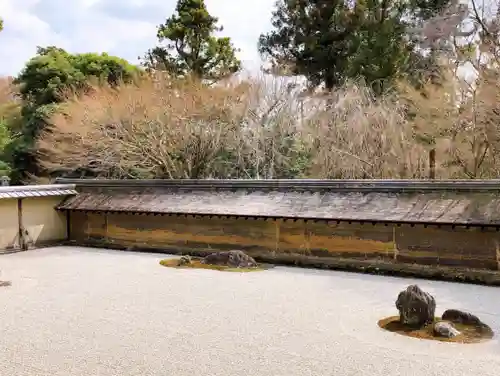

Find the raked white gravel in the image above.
[{"left": 0, "top": 246, "right": 499, "bottom": 376}]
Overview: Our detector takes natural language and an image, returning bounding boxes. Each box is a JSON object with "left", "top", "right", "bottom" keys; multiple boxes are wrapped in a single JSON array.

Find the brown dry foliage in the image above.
[
  {"left": 403, "top": 0, "right": 500, "bottom": 178},
  {"left": 0, "top": 76, "right": 18, "bottom": 111},
  {"left": 37, "top": 73, "right": 435, "bottom": 179},
  {"left": 38, "top": 76, "right": 252, "bottom": 179},
  {"left": 398, "top": 64, "right": 500, "bottom": 179},
  {"left": 36, "top": 62, "right": 500, "bottom": 180},
  {"left": 305, "top": 83, "right": 430, "bottom": 178},
  {"left": 0, "top": 76, "right": 21, "bottom": 134}
]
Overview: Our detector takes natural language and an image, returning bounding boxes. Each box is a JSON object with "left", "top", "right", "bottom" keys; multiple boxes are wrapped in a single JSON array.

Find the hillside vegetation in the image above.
[{"left": 1, "top": 1, "right": 500, "bottom": 182}]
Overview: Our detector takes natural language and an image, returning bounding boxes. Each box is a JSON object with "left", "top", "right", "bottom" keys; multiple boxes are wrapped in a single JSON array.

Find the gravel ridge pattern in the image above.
[{"left": 0, "top": 247, "right": 499, "bottom": 376}]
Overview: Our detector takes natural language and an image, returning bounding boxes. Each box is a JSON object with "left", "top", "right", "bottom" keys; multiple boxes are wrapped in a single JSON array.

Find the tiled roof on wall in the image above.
[
  {"left": 56, "top": 180, "right": 500, "bottom": 225},
  {"left": 0, "top": 184, "right": 77, "bottom": 199}
]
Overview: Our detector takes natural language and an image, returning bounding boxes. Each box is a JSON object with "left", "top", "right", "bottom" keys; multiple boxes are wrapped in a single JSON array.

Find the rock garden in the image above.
[
  {"left": 159, "top": 250, "right": 270, "bottom": 272},
  {"left": 378, "top": 284, "right": 494, "bottom": 343},
  {"left": 160, "top": 251, "right": 495, "bottom": 343}
]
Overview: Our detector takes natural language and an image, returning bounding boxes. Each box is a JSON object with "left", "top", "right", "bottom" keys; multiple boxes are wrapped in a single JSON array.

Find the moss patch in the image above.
[
  {"left": 159, "top": 258, "right": 269, "bottom": 272},
  {"left": 378, "top": 316, "right": 494, "bottom": 344}
]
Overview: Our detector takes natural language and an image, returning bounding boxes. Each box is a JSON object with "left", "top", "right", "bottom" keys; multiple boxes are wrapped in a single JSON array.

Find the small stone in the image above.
[
  {"left": 442, "top": 309, "right": 483, "bottom": 326},
  {"left": 395, "top": 285, "right": 436, "bottom": 327},
  {"left": 177, "top": 255, "right": 192, "bottom": 266},
  {"left": 434, "top": 321, "right": 461, "bottom": 338},
  {"left": 202, "top": 250, "right": 257, "bottom": 268}
]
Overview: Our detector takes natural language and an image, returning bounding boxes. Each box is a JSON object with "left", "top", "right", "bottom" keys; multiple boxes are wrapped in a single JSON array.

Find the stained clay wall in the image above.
[{"left": 68, "top": 211, "right": 500, "bottom": 271}]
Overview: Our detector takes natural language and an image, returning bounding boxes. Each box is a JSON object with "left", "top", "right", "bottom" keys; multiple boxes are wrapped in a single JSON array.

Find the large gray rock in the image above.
[
  {"left": 395, "top": 285, "right": 436, "bottom": 327},
  {"left": 433, "top": 321, "right": 461, "bottom": 338},
  {"left": 202, "top": 250, "right": 257, "bottom": 268},
  {"left": 442, "top": 309, "right": 483, "bottom": 326}
]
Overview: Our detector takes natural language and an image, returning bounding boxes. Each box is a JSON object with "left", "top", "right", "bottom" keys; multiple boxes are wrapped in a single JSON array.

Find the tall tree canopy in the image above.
[
  {"left": 258, "top": 0, "right": 451, "bottom": 92},
  {"left": 16, "top": 47, "right": 139, "bottom": 108},
  {"left": 144, "top": 0, "right": 241, "bottom": 81}
]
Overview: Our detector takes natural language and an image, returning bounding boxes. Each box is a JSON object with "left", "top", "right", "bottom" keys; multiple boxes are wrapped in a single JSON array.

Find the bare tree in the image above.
[
  {"left": 305, "top": 82, "right": 431, "bottom": 179},
  {"left": 396, "top": 0, "right": 500, "bottom": 178},
  {"left": 37, "top": 74, "right": 438, "bottom": 180}
]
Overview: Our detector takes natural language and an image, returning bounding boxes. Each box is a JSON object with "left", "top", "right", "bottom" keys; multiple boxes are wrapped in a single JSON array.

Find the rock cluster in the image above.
[
  {"left": 177, "top": 255, "right": 192, "bottom": 266},
  {"left": 202, "top": 250, "right": 257, "bottom": 268},
  {"left": 395, "top": 285, "right": 436, "bottom": 327},
  {"left": 393, "top": 285, "right": 493, "bottom": 340}
]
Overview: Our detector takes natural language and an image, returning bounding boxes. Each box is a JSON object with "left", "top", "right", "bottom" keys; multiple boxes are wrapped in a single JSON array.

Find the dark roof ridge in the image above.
[{"left": 54, "top": 178, "right": 500, "bottom": 193}]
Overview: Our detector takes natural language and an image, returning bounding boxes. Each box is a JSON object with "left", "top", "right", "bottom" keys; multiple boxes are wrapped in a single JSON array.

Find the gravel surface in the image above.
[{"left": 0, "top": 246, "right": 499, "bottom": 376}]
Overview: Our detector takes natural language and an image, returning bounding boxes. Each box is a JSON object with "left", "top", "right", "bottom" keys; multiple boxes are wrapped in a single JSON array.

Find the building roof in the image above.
[
  {"left": 54, "top": 178, "right": 500, "bottom": 192},
  {"left": 0, "top": 184, "right": 77, "bottom": 200},
  {"left": 55, "top": 179, "right": 500, "bottom": 225}
]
